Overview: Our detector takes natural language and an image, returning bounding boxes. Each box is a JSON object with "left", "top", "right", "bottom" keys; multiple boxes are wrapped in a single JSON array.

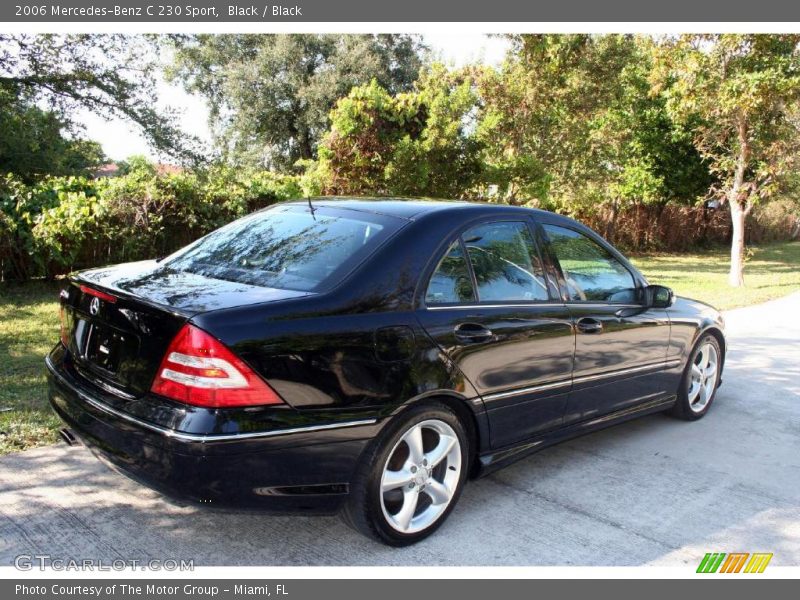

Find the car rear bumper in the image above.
[{"left": 46, "top": 345, "right": 377, "bottom": 514}]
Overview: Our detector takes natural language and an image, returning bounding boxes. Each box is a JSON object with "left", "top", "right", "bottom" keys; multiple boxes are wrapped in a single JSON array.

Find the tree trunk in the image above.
[
  {"left": 298, "top": 127, "right": 314, "bottom": 162},
  {"left": 605, "top": 199, "right": 619, "bottom": 243},
  {"left": 729, "top": 200, "right": 746, "bottom": 287},
  {"left": 728, "top": 117, "right": 750, "bottom": 288}
]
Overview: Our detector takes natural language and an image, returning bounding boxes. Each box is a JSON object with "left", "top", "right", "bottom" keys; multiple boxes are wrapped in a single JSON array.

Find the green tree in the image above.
[
  {"left": 166, "top": 34, "right": 425, "bottom": 171},
  {"left": 477, "top": 34, "right": 710, "bottom": 217},
  {"left": 652, "top": 34, "right": 800, "bottom": 287},
  {"left": 583, "top": 37, "right": 713, "bottom": 241},
  {"left": 316, "top": 65, "right": 483, "bottom": 197},
  {"left": 476, "top": 35, "right": 639, "bottom": 206},
  {"left": 0, "top": 90, "right": 106, "bottom": 181},
  {"left": 0, "top": 34, "right": 200, "bottom": 165}
]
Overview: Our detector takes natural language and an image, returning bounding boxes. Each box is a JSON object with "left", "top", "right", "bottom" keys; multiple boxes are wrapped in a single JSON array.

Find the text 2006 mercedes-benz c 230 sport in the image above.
[{"left": 47, "top": 199, "right": 726, "bottom": 545}]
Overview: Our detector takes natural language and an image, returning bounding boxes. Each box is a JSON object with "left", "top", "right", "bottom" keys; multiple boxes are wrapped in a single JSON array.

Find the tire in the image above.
[
  {"left": 341, "top": 402, "right": 469, "bottom": 546},
  {"left": 669, "top": 333, "right": 722, "bottom": 421}
]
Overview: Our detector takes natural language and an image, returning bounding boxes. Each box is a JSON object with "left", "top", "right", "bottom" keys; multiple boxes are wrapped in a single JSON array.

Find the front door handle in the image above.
[
  {"left": 576, "top": 317, "right": 603, "bottom": 334},
  {"left": 454, "top": 322, "right": 493, "bottom": 343}
]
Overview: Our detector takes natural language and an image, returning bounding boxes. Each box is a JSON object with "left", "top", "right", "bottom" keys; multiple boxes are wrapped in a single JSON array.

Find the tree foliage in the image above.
[
  {"left": 313, "top": 35, "right": 712, "bottom": 223},
  {"left": 476, "top": 35, "right": 711, "bottom": 213},
  {"left": 315, "top": 65, "right": 482, "bottom": 197},
  {"left": 0, "top": 88, "right": 105, "bottom": 182},
  {"left": 0, "top": 34, "right": 202, "bottom": 167},
  {"left": 166, "top": 34, "right": 426, "bottom": 171}
]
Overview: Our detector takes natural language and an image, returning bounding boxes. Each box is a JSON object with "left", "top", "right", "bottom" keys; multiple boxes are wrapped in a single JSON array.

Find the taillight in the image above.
[
  {"left": 150, "top": 324, "right": 283, "bottom": 408},
  {"left": 59, "top": 289, "right": 69, "bottom": 346}
]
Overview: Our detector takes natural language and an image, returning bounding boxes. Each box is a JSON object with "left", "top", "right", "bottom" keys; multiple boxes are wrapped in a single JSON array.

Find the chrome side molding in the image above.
[{"left": 482, "top": 359, "right": 682, "bottom": 402}]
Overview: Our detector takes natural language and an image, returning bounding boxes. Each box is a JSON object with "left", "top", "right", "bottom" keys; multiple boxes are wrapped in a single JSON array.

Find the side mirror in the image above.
[{"left": 645, "top": 285, "right": 675, "bottom": 308}]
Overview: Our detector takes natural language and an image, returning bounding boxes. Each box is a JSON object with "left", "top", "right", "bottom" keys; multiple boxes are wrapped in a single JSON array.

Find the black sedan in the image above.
[{"left": 47, "top": 199, "right": 726, "bottom": 545}]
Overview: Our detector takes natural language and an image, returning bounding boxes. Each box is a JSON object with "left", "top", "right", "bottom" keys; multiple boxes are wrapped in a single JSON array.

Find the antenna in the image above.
[{"left": 307, "top": 197, "right": 316, "bottom": 220}]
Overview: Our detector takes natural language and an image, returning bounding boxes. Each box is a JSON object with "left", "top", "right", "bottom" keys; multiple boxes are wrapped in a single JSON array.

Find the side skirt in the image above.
[{"left": 474, "top": 395, "right": 677, "bottom": 477}]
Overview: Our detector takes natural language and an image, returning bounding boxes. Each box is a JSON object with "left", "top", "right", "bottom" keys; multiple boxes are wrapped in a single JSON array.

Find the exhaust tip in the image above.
[{"left": 59, "top": 428, "right": 78, "bottom": 446}]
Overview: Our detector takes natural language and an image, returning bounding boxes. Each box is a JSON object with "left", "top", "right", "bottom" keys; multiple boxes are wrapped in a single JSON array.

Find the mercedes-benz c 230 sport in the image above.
[{"left": 47, "top": 199, "right": 725, "bottom": 545}]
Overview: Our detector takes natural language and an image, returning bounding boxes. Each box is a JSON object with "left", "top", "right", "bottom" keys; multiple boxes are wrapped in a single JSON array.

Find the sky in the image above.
[{"left": 75, "top": 34, "right": 511, "bottom": 162}]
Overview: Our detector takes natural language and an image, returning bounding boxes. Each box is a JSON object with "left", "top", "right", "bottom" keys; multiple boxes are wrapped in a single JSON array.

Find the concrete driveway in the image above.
[{"left": 1, "top": 293, "right": 799, "bottom": 566}]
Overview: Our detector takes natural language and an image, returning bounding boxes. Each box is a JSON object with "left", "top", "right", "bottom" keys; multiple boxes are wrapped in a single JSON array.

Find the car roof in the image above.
[{"left": 286, "top": 197, "right": 565, "bottom": 222}]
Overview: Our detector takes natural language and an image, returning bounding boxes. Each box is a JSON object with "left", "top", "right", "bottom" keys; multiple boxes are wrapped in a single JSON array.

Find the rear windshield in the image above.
[{"left": 163, "top": 205, "right": 403, "bottom": 292}]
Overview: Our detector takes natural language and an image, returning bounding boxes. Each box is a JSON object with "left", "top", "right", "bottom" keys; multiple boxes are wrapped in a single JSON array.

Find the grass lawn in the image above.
[
  {"left": 630, "top": 240, "right": 800, "bottom": 311},
  {"left": 0, "top": 280, "right": 63, "bottom": 455},
  {"left": 0, "top": 240, "right": 798, "bottom": 456}
]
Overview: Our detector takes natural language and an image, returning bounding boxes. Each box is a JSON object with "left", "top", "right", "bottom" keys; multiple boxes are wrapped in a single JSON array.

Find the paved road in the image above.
[{"left": 1, "top": 293, "right": 799, "bottom": 566}]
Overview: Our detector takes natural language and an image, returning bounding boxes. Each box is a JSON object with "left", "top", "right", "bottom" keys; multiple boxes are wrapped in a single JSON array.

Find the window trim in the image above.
[
  {"left": 459, "top": 236, "right": 480, "bottom": 304},
  {"left": 525, "top": 216, "right": 562, "bottom": 302},
  {"left": 421, "top": 217, "right": 557, "bottom": 309},
  {"left": 538, "top": 222, "right": 643, "bottom": 306}
]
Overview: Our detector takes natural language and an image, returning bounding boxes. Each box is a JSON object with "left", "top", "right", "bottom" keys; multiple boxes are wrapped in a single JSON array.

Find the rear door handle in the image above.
[
  {"left": 576, "top": 317, "right": 603, "bottom": 334},
  {"left": 454, "top": 322, "right": 493, "bottom": 343}
]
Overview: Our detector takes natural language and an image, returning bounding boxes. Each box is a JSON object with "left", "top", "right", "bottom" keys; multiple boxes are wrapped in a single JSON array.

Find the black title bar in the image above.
[{"left": 3, "top": 0, "right": 800, "bottom": 22}]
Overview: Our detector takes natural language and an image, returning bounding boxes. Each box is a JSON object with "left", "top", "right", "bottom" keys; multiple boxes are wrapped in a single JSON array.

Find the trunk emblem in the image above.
[{"left": 89, "top": 296, "right": 101, "bottom": 315}]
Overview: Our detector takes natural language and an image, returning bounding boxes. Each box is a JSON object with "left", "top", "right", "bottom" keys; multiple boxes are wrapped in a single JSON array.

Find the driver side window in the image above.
[{"left": 542, "top": 224, "right": 637, "bottom": 303}]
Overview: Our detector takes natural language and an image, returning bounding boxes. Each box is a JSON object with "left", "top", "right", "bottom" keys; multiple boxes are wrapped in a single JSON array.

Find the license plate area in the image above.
[
  {"left": 85, "top": 323, "right": 129, "bottom": 374},
  {"left": 71, "top": 313, "right": 139, "bottom": 381}
]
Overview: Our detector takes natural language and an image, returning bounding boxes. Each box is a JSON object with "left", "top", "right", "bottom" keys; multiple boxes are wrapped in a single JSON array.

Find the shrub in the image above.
[
  {"left": 316, "top": 69, "right": 484, "bottom": 198},
  {"left": 750, "top": 198, "right": 800, "bottom": 243},
  {"left": 32, "top": 187, "right": 103, "bottom": 277},
  {"left": 0, "top": 163, "right": 303, "bottom": 281}
]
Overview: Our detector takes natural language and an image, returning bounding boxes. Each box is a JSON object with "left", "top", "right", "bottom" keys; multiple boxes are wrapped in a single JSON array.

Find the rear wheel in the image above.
[
  {"left": 669, "top": 334, "right": 722, "bottom": 420},
  {"left": 342, "top": 403, "right": 468, "bottom": 546}
]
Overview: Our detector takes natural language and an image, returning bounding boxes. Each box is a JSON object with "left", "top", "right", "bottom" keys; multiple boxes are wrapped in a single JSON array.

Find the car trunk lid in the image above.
[{"left": 62, "top": 260, "right": 313, "bottom": 398}]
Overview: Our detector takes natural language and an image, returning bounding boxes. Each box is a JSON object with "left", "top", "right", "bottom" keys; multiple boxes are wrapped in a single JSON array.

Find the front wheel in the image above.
[
  {"left": 341, "top": 403, "right": 468, "bottom": 546},
  {"left": 669, "top": 334, "right": 722, "bottom": 420}
]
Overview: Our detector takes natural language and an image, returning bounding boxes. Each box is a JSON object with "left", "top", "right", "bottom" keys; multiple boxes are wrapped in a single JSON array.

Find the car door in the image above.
[
  {"left": 537, "top": 221, "right": 672, "bottom": 424},
  {"left": 415, "top": 218, "right": 576, "bottom": 448}
]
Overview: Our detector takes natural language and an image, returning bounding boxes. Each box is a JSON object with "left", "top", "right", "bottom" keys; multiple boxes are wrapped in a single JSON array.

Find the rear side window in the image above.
[
  {"left": 463, "top": 221, "right": 549, "bottom": 302},
  {"left": 542, "top": 224, "right": 637, "bottom": 303},
  {"left": 425, "top": 241, "right": 476, "bottom": 304},
  {"left": 163, "top": 205, "right": 400, "bottom": 292}
]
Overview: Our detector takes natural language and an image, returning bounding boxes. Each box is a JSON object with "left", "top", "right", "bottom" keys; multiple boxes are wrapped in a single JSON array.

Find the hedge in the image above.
[
  {"left": 578, "top": 199, "right": 800, "bottom": 253},
  {"left": 0, "top": 165, "right": 303, "bottom": 281}
]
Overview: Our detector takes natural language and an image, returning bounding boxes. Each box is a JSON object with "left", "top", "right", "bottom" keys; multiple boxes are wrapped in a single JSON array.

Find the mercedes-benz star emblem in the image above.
[{"left": 89, "top": 296, "right": 100, "bottom": 315}]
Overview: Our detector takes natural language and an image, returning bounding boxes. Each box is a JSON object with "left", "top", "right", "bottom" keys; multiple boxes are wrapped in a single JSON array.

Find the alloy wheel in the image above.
[
  {"left": 379, "top": 419, "right": 462, "bottom": 534},
  {"left": 688, "top": 342, "right": 718, "bottom": 413}
]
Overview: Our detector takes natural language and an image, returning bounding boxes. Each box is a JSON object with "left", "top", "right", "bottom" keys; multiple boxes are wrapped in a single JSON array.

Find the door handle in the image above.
[
  {"left": 454, "top": 322, "right": 493, "bottom": 343},
  {"left": 576, "top": 317, "right": 603, "bottom": 334}
]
